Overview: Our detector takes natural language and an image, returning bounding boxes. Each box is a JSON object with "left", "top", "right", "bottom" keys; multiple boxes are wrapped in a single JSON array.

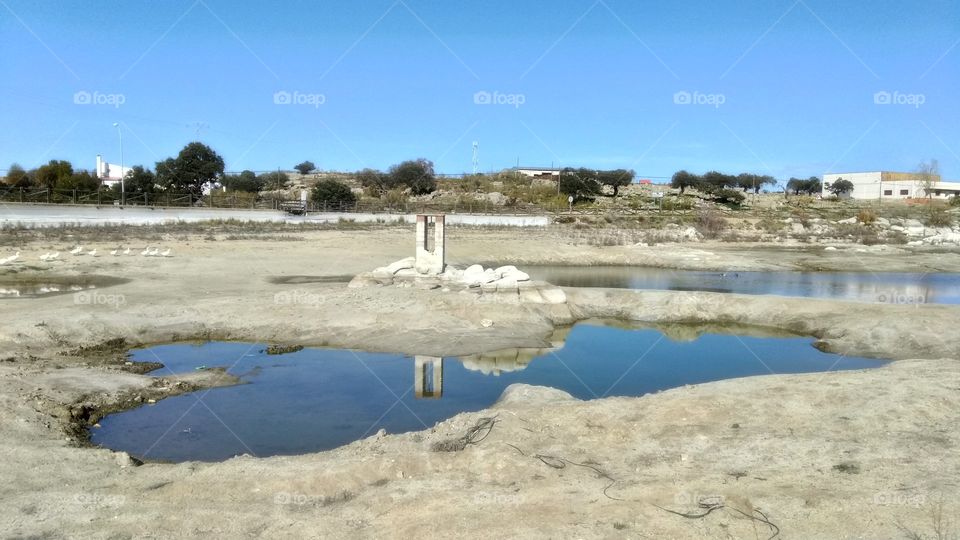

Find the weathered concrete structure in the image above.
[{"left": 415, "top": 215, "right": 446, "bottom": 275}]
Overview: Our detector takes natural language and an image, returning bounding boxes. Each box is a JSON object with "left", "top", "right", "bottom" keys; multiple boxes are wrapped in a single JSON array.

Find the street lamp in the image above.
[{"left": 112, "top": 122, "right": 124, "bottom": 205}]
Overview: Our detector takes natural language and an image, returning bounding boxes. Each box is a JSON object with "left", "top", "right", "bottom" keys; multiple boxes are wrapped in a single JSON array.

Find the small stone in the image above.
[{"left": 480, "top": 319, "right": 494, "bottom": 328}]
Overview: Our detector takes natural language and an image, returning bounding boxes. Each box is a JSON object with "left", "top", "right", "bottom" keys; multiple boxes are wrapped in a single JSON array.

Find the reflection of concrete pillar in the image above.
[
  {"left": 415, "top": 215, "right": 445, "bottom": 274},
  {"left": 414, "top": 356, "right": 443, "bottom": 399}
]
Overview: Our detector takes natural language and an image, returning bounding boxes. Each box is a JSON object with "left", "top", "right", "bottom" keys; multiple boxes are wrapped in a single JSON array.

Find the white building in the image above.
[
  {"left": 822, "top": 171, "right": 960, "bottom": 200},
  {"left": 95, "top": 154, "right": 132, "bottom": 187},
  {"left": 513, "top": 167, "right": 560, "bottom": 179}
]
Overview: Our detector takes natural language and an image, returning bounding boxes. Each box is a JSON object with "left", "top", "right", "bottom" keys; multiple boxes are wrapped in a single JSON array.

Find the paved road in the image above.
[{"left": 0, "top": 204, "right": 550, "bottom": 227}]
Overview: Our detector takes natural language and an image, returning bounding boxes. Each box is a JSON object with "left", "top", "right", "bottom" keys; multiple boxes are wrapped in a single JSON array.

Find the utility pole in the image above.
[{"left": 113, "top": 122, "right": 124, "bottom": 205}]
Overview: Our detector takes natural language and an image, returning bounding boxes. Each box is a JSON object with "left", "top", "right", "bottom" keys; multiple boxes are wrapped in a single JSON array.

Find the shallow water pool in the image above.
[
  {"left": 524, "top": 266, "right": 960, "bottom": 305},
  {"left": 91, "top": 322, "right": 885, "bottom": 462}
]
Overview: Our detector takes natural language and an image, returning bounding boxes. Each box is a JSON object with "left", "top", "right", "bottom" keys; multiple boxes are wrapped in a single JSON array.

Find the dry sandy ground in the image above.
[{"left": 1, "top": 226, "right": 959, "bottom": 539}]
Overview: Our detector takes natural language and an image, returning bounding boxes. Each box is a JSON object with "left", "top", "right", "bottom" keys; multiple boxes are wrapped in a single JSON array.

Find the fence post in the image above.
[{"left": 46, "top": 189, "right": 50, "bottom": 204}]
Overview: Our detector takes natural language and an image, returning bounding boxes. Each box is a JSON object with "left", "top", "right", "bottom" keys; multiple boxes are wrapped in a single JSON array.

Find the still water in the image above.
[
  {"left": 525, "top": 266, "right": 960, "bottom": 305},
  {"left": 92, "top": 322, "right": 884, "bottom": 462}
]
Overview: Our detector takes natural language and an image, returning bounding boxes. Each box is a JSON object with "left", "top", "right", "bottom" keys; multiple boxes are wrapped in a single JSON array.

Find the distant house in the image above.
[
  {"left": 512, "top": 167, "right": 560, "bottom": 179},
  {"left": 95, "top": 154, "right": 132, "bottom": 187},
  {"left": 822, "top": 171, "right": 960, "bottom": 200}
]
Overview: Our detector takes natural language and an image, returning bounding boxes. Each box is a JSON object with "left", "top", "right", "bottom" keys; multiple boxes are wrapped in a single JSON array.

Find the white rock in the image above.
[
  {"left": 539, "top": 287, "right": 567, "bottom": 304},
  {"left": 480, "top": 319, "right": 494, "bottom": 328},
  {"left": 501, "top": 269, "right": 530, "bottom": 282},
  {"left": 385, "top": 257, "right": 415, "bottom": 274},
  {"left": 494, "top": 265, "right": 518, "bottom": 277},
  {"left": 824, "top": 246, "right": 837, "bottom": 251}
]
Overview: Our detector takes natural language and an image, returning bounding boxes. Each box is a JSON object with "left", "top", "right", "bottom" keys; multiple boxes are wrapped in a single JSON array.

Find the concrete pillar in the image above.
[
  {"left": 414, "top": 356, "right": 443, "bottom": 399},
  {"left": 415, "top": 214, "right": 445, "bottom": 274}
]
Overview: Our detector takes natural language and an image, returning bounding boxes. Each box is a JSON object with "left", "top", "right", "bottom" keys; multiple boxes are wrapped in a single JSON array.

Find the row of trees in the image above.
[
  {"left": 3, "top": 145, "right": 322, "bottom": 196},
  {"left": 3, "top": 161, "right": 101, "bottom": 191},
  {"left": 670, "top": 170, "right": 776, "bottom": 195}
]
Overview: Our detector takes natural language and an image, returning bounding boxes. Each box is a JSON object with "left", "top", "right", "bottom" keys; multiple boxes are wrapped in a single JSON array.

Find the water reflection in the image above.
[
  {"left": 525, "top": 266, "right": 958, "bottom": 305},
  {"left": 92, "top": 322, "right": 886, "bottom": 462}
]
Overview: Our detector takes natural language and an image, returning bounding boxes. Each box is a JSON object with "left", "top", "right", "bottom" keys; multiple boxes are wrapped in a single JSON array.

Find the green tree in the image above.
[
  {"left": 155, "top": 142, "right": 225, "bottom": 195},
  {"left": 356, "top": 168, "right": 388, "bottom": 195},
  {"left": 389, "top": 158, "right": 436, "bottom": 195},
  {"left": 736, "top": 173, "right": 776, "bottom": 194},
  {"left": 4, "top": 163, "right": 31, "bottom": 188},
  {"left": 803, "top": 176, "right": 822, "bottom": 194},
  {"left": 220, "top": 170, "right": 263, "bottom": 192},
  {"left": 294, "top": 161, "right": 316, "bottom": 175},
  {"left": 827, "top": 178, "right": 854, "bottom": 196},
  {"left": 786, "top": 177, "right": 805, "bottom": 195},
  {"left": 35, "top": 160, "right": 74, "bottom": 190},
  {"left": 311, "top": 179, "right": 356, "bottom": 208},
  {"left": 598, "top": 169, "right": 634, "bottom": 197},
  {"left": 700, "top": 171, "right": 736, "bottom": 190},
  {"left": 559, "top": 168, "right": 603, "bottom": 201},
  {"left": 124, "top": 165, "right": 158, "bottom": 194},
  {"left": 670, "top": 170, "right": 700, "bottom": 194},
  {"left": 57, "top": 170, "right": 100, "bottom": 191}
]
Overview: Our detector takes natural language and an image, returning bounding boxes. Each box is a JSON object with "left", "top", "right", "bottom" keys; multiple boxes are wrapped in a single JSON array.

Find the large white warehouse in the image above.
[{"left": 822, "top": 171, "right": 960, "bottom": 200}]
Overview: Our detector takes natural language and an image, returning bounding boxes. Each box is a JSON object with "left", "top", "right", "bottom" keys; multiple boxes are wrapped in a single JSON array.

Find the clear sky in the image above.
[{"left": 1, "top": 0, "right": 957, "bottom": 181}]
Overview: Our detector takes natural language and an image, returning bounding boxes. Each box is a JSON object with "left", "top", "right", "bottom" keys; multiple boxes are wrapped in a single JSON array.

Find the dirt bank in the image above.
[{"left": 0, "top": 227, "right": 958, "bottom": 538}]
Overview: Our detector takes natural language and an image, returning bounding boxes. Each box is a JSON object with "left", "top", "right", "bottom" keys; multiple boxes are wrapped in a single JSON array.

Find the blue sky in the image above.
[{"left": 1, "top": 0, "right": 958, "bottom": 181}]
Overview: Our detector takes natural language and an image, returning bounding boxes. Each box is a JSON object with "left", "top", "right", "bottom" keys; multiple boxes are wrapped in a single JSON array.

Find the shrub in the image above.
[
  {"left": 713, "top": 188, "right": 745, "bottom": 205},
  {"left": 695, "top": 209, "right": 727, "bottom": 239},
  {"left": 926, "top": 207, "right": 953, "bottom": 227},
  {"left": 388, "top": 159, "right": 436, "bottom": 195},
  {"left": 382, "top": 188, "right": 407, "bottom": 208},
  {"left": 661, "top": 197, "right": 693, "bottom": 211},
  {"left": 311, "top": 179, "right": 356, "bottom": 208},
  {"left": 950, "top": 196, "right": 960, "bottom": 207},
  {"left": 857, "top": 208, "right": 877, "bottom": 225}
]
